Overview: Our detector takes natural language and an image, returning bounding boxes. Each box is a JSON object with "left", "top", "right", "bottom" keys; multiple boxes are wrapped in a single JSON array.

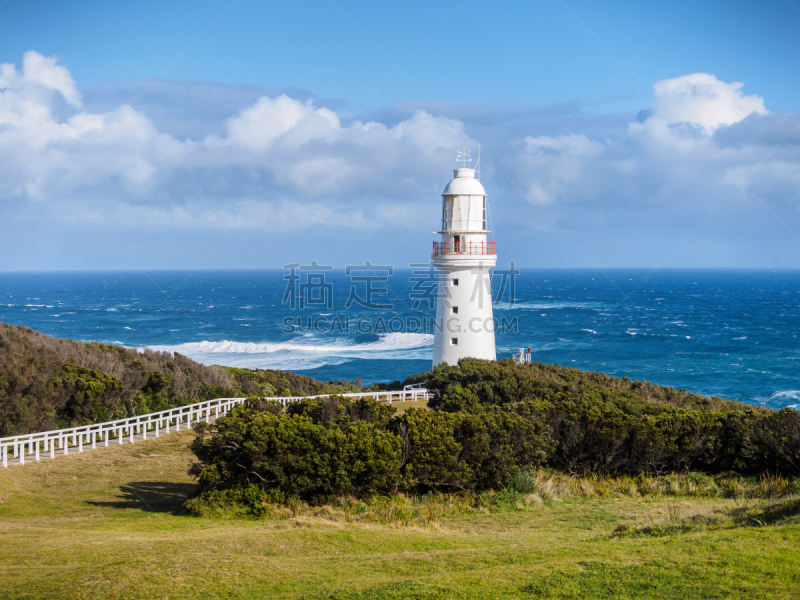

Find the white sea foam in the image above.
[
  {"left": 769, "top": 390, "right": 800, "bottom": 401},
  {"left": 495, "top": 301, "right": 608, "bottom": 310},
  {"left": 755, "top": 390, "right": 800, "bottom": 411},
  {"left": 147, "top": 332, "right": 434, "bottom": 370}
]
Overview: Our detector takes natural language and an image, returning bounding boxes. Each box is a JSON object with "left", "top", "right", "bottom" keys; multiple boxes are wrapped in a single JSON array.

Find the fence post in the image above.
[
  {"left": 155, "top": 420, "right": 159, "bottom": 438},
  {"left": 104, "top": 429, "right": 109, "bottom": 447},
  {"left": 91, "top": 431, "right": 96, "bottom": 449},
  {"left": 78, "top": 434, "right": 83, "bottom": 453},
  {"left": 2, "top": 445, "right": 6, "bottom": 468},
  {"left": 20, "top": 443, "right": 25, "bottom": 465},
  {"left": 130, "top": 426, "right": 134, "bottom": 444},
  {"left": 35, "top": 439, "right": 40, "bottom": 461},
  {"left": 64, "top": 435, "right": 69, "bottom": 455},
  {"left": 143, "top": 420, "right": 147, "bottom": 441}
]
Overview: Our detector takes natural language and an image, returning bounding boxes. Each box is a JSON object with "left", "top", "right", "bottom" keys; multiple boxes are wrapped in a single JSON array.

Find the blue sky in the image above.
[{"left": 1, "top": 0, "right": 800, "bottom": 270}]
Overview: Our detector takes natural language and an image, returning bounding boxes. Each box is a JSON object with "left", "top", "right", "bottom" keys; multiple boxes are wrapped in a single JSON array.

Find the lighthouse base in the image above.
[{"left": 432, "top": 260, "right": 496, "bottom": 367}]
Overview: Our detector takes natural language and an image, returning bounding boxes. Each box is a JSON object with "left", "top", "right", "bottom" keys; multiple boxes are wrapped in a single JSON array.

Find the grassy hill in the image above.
[
  {"left": 1, "top": 326, "right": 799, "bottom": 597},
  {"left": 2, "top": 321, "right": 757, "bottom": 440},
  {"left": 0, "top": 323, "right": 361, "bottom": 437},
  {"left": 0, "top": 426, "right": 798, "bottom": 599}
]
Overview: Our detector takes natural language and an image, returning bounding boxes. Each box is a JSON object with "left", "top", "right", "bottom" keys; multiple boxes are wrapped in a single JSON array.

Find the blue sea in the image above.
[{"left": 0, "top": 269, "right": 798, "bottom": 410}]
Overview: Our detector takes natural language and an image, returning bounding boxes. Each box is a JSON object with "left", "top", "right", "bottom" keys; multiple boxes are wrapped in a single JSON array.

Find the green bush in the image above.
[
  {"left": 396, "top": 409, "right": 470, "bottom": 491},
  {"left": 425, "top": 359, "right": 800, "bottom": 476},
  {"left": 187, "top": 359, "right": 800, "bottom": 511},
  {"left": 452, "top": 407, "right": 548, "bottom": 489},
  {"left": 190, "top": 396, "right": 550, "bottom": 502},
  {"left": 191, "top": 403, "right": 402, "bottom": 505},
  {"left": 287, "top": 395, "right": 396, "bottom": 429}
]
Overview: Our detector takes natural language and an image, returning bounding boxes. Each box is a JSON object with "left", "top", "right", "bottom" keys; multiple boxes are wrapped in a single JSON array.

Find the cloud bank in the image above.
[
  {"left": 0, "top": 52, "right": 474, "bottom": 233},
  {"left": 1, "top": 51, "right": 799, "bottom": 267},
  {"left": 509, "top": 71, "right": 798, "bottom": 225}
]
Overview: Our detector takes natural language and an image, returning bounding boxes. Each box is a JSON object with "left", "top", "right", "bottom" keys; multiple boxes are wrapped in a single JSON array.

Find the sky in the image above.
[{"left": 1, "top": 0, "right": 800, "bottom": 270}]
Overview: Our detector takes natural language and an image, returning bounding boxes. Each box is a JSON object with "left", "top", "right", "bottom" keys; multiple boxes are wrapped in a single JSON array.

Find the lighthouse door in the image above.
[{"left": 453, "top": 235, "right": 461, "bottom": 254}]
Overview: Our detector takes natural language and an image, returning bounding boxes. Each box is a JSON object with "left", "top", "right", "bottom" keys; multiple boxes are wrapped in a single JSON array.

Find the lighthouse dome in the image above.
[{"left": 442, "top": 168, "right": 486, "bottom": 196}]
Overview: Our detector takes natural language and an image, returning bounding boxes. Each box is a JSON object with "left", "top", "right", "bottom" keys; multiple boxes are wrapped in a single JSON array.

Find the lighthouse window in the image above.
[
  {"left": 482, "top": 196, "right": 487, "bottom": 230},
  {"left": 452, "top": 278, "right": 459, "bottom": 286},
  {"left": 452, "top": 306, "right": 459, "bottom": 314},
  {"left": 443, "top": 197, "right": 454, "bottom": 230},
  {"left": 451, "top": 337, "right": 458, "bottom": 345}
]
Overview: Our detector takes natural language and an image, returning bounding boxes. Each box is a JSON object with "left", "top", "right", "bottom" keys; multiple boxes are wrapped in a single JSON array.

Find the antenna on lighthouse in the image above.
[{"left": 457, "top": 148, "right": 471, "bottom": 168}]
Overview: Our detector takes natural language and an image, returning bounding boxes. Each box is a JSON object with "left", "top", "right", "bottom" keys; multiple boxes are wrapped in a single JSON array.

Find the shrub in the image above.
[
  {"left": 287, "top": 395, "right": 396, "bottom": 429},
  {"left": 191, "top": 406, "right": 401, "bottom": 504},
  {"left": 396, "top": 409, "right": 470, "bottom": 491},
  {"left": 424, "top": 359, "right": 800, "bottom": 476},
  {"left": 452, "top": 408, "right": 548, "bottom": 489},
  {"left": 392, "top": 407, "right": 548, "bottom": 492}
]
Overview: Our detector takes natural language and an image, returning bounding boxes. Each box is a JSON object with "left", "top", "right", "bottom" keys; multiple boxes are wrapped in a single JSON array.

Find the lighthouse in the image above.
[{"left": 432, "top": 155, "right": 497, "bottom": 367}]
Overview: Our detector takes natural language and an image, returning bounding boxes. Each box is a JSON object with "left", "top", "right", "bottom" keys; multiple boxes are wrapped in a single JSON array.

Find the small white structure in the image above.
[
  {"left": 432, "top": 158, "right": 497, "bottom": 367},
  {"left": 513, "top": 347, "right": 532, "bottom": 364}
]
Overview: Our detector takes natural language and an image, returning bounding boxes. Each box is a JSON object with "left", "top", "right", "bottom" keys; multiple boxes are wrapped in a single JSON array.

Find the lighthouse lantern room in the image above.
[{"left": 432, "top": 153, "right": 497, "bottom": 367}]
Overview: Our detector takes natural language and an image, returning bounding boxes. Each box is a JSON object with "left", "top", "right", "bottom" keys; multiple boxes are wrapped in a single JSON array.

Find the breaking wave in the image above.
[
  {"left": 495, "top": 301, "right": 609, "bottom": 310},
  {"left": 147, "top": 332, "right": 434, "bottom": 370},
  {"left": 762, "top": 390, "right": 800, "bottom": 410}
]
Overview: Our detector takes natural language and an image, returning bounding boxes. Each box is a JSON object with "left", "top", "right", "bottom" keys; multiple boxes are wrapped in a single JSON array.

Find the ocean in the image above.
[{"left": 0, "top": 269, "right": 798, "bottom": 410}]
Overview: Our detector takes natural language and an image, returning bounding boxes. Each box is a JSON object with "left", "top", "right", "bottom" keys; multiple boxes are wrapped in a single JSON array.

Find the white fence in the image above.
[{"left": 1, "top": 388, "right": 430, "bottom": 468}]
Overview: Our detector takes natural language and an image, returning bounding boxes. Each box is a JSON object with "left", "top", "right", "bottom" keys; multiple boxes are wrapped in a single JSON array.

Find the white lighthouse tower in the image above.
[{"left": 432, "top": 152, "right": 497, "bottom": 367}]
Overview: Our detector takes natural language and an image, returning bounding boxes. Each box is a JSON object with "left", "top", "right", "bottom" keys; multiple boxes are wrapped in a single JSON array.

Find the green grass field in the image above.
[{"left": 1, "top": 429, "right": 798, "bottom": 599}]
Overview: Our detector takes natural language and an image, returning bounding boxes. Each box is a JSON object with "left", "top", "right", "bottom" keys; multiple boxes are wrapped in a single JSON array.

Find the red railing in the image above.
[{"left": 432, "top": 240, "right": 496, "bottom": 256}]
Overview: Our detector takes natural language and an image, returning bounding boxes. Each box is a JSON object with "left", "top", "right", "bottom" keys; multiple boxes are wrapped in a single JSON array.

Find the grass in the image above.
[
  {"left": 1, "top": 431, "right": 799, "bottom": 599},
  {"left": 386, "top": 397, "right": 430, "bottom": 415}
]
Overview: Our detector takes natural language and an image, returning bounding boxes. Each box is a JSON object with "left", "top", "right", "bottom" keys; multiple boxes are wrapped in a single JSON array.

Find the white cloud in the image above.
[
  {"left": 0, "top": 51, "right": 81, "bottom": 108},
  {"left": 1, "top": 54, "right": 799, "bottom": 258},
  {"left": 513, "top": 73, "right": 793, "bottom": 217},
  {"left": 519, "top": 134, "right": 605, "bottom": 205},
  {"left": 20, "top": 51, "right": 82, "bottom": 107},
  {"left": 0, "top": 52, "right": 473, "bottom": 224},
  {"left": 225, "top": 95, "right": 339, "bottom": 150},
  {"left": 61, "top": 198, "right": 375, "bottom": 232},
  {"left": 626, "top": 73, "right": 767, "bottom": 152},
  {"left": 649, "top": 73, "right": 765, "bottom": 134}
]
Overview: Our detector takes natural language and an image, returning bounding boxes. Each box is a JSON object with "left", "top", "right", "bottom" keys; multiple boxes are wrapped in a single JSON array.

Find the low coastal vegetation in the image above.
[
  {"left": 0, "top": 323, "right": 360, "bottom": 436},
  {"left": 186, "top": 359, "right": 800, "bottom": 518}
]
